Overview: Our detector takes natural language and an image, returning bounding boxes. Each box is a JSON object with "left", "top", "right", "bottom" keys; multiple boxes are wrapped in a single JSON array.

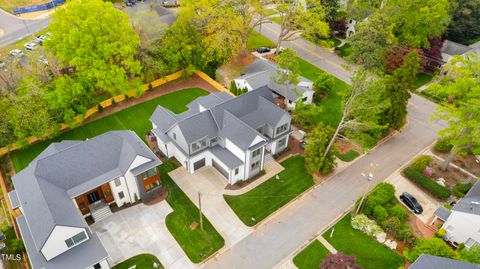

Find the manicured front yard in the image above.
[
  {"left": 224, "top": 156, "right": 314, "bottom": 226},
  {"left": 293, "top": 240, "right": 331, "bottom": 269},
  {"left": 11, "top": 88, "right": 209, "bottom": 172},
  {"left": 159, "top": 162, "right": 225, "bottom": 263},
  {"left": 323, "top": 215, "right": 405, "bottom": 269},
  {"left": 297, "top": 57, "right": 350, "bottom": 128},
  {"left": 112, "top": 254, "right": 163, "bottom": 269},
  {"left": 413, "top": 73, "right": 434, "bottom": 89},
  {"left": 247, "top": 30, "right": 276, "bottom": 51}
]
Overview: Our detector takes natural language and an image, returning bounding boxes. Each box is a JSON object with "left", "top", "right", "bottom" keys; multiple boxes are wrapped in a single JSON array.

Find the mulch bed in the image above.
[
  {"left": 433, "top": 151, "right": 480, "bottom": 177},
  {"left": 143, "top": 189, "right": 169, "bottom": 205},
  {"left": 275, "top": 137, "right": 304, "bottom": 161},
  {"left": 335, "top": 138, "right": 363, "bottom": 155},
  {"left": 428, "top": 158, "right": 470, "bottom": 189},
  {"left": 224, "top": 171, "right": 266, "bottom": 191}
]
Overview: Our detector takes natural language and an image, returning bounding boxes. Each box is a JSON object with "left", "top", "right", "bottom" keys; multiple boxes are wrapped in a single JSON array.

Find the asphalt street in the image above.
[{"left": 0, "top": 9, "right": 50, "bottom": 51}]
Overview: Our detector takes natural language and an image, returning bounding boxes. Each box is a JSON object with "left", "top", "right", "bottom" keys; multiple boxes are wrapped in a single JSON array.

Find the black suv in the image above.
[
  {"left": 400, "top": 192, "right": 423, "bottom": 214},
  {"left": 256, "top": 47, "right": 271, "bottom": 53}
]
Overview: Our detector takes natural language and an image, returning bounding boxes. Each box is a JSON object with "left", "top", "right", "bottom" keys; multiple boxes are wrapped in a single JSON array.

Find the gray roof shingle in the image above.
[
  {"left": 12, "top": 131, "right": 161, "bottom": 256},
  {"left": 210, "top": 146, "right": 243, "bottom": 169},
  {"left": 434, "top": 206, "right": 451, "bottom": 221},
  {"left": 410, "top": 254, "right": 480, "bottom": 269},
  {"left": 453, "top": 180, "right": 480, "bottom": 216}
]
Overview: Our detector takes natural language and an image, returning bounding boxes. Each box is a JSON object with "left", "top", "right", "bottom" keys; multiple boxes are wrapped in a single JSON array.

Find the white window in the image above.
[
  {"left": 191, "top": 137, "right": 208, "bottom": 153},
  {"left": 235, "top": 168, "right": 239, "bottom": 175},
  {"left": 446, "top": 225, "right": 454, "bottom": 231},
  {"left": 118, "top": 191, "right": 125, "bottom": 199},
  {"left": 210, "top": 137, "right": 218, "bottom": 144},
  {"left": 276, "top": 123, "right": 288, "bottom": 135},
  {"left": 65, "top": 231, "right": 87, "bottom": 248},
  {"left": 466, "top": 238, "right": 477, "bottom": 248},
  {"left": 173, "top": 133, "right": 176, "bottom": 140},
  {"left": 114, "top": 178, "right": 121, "bottom": 187},
  {"left": 251, "top": 161, "right": 260, "bottom": 170},
  {"left": 277, "top": 137, "right": 287, "bottom": 148},
  {"left": 302, "top": 96, "right": 308, "bottom": 102},
  {"left": 252, "top": 148, "right": 262, "bottom": 158}
]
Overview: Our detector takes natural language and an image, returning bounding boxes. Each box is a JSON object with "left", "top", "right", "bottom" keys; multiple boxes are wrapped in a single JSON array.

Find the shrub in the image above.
[
  {"left": 411, "top": 155, "right": 432, "bottom": 173},
  {"left": 313, "top": 72, "right": 335, "bottom": 103},
  {"left": 403, "top": 167, "right": 451, "bottom": 200},
  {"left": 351, "top": 214, "right": 383, "bottom": 237},
  {"left": 397, "top": 224, "right": 416, "bottom": 245},
  {"left": 435, "top": 228, "right": 446, "bottom": 238},
  {"left": 459, "top": 245, "right": 480, "bottom": 263},
  {"left": 434, "top": 138, "right": 453, "bottom": 153},
  {"left": 363, "top": 183, "right": 396, "bottom": 214},
  {"left": 452, "top": 183, "right": 472, "bottom": 198},
  {"left": 389, "top": 204, "right": 408, "bottom": 222},
  {"left": 381, "top": 216, "right": 401, "bottom": 236},
  {"left": 373, "top": 205, "right": 388, "bottom": 222},
  {"left": 404, "top": 238, "right": 457, "bottom": 262}
]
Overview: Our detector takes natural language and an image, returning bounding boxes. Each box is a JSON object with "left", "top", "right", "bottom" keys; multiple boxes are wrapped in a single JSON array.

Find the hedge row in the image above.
[{"left": 403, "top": 167, "right": 451, "bottom": 200}]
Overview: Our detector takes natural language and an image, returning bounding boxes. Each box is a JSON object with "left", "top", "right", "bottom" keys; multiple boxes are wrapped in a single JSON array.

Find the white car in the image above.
[
  {"left": 24, "top": 42, "right": 37, "bottom": 50},
  {"left": 9, "top": 49, "right": 24, "bottom": 56},
  {"left": 35, "top": 35, "right": 46, "bottom": 44}
]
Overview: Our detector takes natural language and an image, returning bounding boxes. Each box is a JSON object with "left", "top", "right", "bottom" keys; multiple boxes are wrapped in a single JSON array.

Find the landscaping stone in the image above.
[
  {"left": 375, "top": 232, "right": 386, "bottom": 244},
  {"left": 383, "top": 239, "right": 397, "bottom": 250}
]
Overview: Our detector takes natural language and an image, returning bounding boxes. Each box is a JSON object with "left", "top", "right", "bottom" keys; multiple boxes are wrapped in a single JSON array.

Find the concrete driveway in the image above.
[
  {"left": 91, "top": 201, "right": 196, "bottom": 269},
  {"left": 168, "top": 167, "right": 253, "bottom": 248},
  {"left": 388, "top": 173, "right": 443, "bottom": 223}
]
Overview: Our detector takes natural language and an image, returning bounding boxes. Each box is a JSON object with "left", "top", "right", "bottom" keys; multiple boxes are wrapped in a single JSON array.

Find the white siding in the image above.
[
  {"left": 230, "top": 164, "right": 245, "bottom": 185},
  {"left": 234, "top": 79, "right": 253, "bottom": 91},
  {"left": 443, "top": 211, "right": 480, "bottom": 248},
  {"left": 123, "top": 155, "right": 150, "bottom": 203},
  {"left": 225, "top": 139, "right": 245, "bottom": 161},
  {"left": 41, "top": 226, "right": 88, "bottom": 261},
  {"left": 87, "top": 259, "right": 110, "bottom": 269},
  {"left": 108, "top": 177, "right": 130, "bottom": 206}
]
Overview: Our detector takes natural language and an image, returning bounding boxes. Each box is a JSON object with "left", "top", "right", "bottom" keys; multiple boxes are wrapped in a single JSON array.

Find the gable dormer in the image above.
[{"left": 41, "top": 225, "right": 89, "bottom": 261}]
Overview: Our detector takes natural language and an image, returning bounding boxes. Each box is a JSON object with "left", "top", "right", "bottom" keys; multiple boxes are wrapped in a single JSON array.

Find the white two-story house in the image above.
[
  {"left": 442, "top": 180, "right": 480, "bottom": 249},
  {"left": 150, "top": 88, "right": 292, "bottom": 185},
  {"left": 233, "top": 59, "right": 314, "bottom": 110},
  {"left": 9, "top": 131, "right": 162, "bottom": 269}
]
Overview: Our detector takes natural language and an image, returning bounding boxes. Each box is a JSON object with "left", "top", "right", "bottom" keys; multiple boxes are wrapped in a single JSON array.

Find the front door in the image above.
[{"left": 87, "top": 191, "right": 101, "bottom": 204}]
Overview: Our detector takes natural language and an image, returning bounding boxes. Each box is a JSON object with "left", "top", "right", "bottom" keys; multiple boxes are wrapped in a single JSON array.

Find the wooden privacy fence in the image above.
[{"left": 0, "top": 70, "right": 183, "bottom": 157}]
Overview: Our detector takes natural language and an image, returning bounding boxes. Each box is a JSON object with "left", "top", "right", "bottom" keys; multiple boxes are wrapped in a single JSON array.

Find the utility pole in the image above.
[
  {"left": 198, "top": 192, "right": 203, "bottom": 231},
  {"left": 355, "top": 163, "right": 377, "bottom": 215}
]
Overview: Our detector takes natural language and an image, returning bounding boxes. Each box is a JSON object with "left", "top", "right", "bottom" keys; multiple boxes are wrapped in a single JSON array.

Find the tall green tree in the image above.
[
  {"left": 7, "top": 90, "right": 56, "bottom": 142},
  {"left": 430, "top": 55, "right": 480, "bottom": 171},
  {"left": 45, "top": 0, "right": 142, "bottom": 95},
  {"left": 386, "top": 0, "right": 451, "bottom": 48},
  {"left": 304, "top": 123, "right": 336, "bottom": 175},
  {"left": 382, "top": 51, "right": 420, "bottom": 129},
  {"left": 446, "top": 0, "right": 480, "bottom": 45},
  {"left": 348, "top": 13, "right": 395, "bottom": 71},
  {"left": 322, "top": 69, "right": 388, "bottom": 159},
  {"left": 274, "top": 48, "right": 300, "bottom": 104},
  {"left": 274, "top": 0, "right": 330, "bottom": 53}
]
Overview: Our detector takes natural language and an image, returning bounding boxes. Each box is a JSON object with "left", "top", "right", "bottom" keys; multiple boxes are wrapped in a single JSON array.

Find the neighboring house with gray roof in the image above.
[
  {"left": 9, "top": 131, "right": 162, "bottom": 269},
  {"left": 442, "top": 180, "right": 480, "bottom": 249},
  {"left": 233, "top": 58, "right": 314, "bottom": 109},
  {"left": 150, "top": 88, "right": 292, "bottom": 184},
  {"left": 442, "top": 40, "right": 480, "bottom": 62},
  {"left": 410, "top": 254, "right": 480, "bottom": 269}
]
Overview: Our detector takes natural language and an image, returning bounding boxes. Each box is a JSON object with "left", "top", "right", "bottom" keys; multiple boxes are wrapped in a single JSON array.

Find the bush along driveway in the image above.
[
  {"left": 224, "top": 155, "right": 314, "bottom": 226},
  {"left": 112, "top": 254, "right": 163, "bottom": 269}
]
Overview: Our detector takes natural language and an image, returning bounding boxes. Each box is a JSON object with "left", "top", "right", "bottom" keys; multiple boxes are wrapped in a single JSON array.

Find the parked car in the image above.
[
  {"left": 35, "top": 35, "right": 46, "bottom": 45},
  {"left": 256, "top": 47, "right": 271, "bottom": 53},
  {"left": 9, "top": 49, "right": 24, "bottom": 57},
  {"left": 24, "top": 42, "right": 37, "bottom": 50},
  {"left": 299, "top": 140, "right": 308, "bottom": 149},
  {"left": 400, "top": 192, "right": 423, "bottom": 214}
]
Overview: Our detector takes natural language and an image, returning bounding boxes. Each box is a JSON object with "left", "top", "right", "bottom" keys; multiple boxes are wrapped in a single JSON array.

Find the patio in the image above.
[{"left": 91, "top": 201, "right": 196, "bottom": 269}]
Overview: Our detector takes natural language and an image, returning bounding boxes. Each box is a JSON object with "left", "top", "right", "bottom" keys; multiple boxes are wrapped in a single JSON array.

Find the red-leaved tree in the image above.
[{"left": 320, "top": 253, "right": 363, "bottom": 269}]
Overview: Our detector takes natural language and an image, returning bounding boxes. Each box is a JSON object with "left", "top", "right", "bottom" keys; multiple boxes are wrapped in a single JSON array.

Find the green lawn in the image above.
[
  {"left": 112, "top": 254, "right": 163, "bottom": 269},
  {"left": 297, "top": 57, "right": 350, "bottom": 128},
  {"left": 335, "top": 150, "right": 360, "bottom": 162},
  {"left": 11, "top": 88, "right": 209, "bottom": 172},
  {"left": 159, "top": 162, "right": 225, "bottom": 263},
  {"left": 293, "top": 240, "right": 331, "bottom": 269},
  {"left": 336, "top": 43, "right": 352, "bottom": 58},
  {"left": 323, "top": 215, "right": 405, "bottom": 269},
  {"left": 224, "top": 156, "right": 314, "bottom": 226},
  {"left": 413, "top": 73, "right": 434, "bottom": 89},
  {"left": 247, "top": 30, "right": 276, "bottom": 51}
]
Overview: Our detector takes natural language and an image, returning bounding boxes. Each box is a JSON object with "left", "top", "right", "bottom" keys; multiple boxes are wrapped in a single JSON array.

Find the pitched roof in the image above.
[
  {"left": 453, "top": 180, "right": 480, "bottom": 215},
  {"left": 150, "top": 87, "right": 289, "bottom": 151},
  {"left": 434, "top": 206, "right": 451, "bottom": 221},
  {"left": 410, "top": 254, "right": 480, "bottom": 269},
  {"left": 12, "top": 131, "right": 161, "bottom": 253},
  {"left": 17, "top": 215, "right": 108, "bottom": 269},
  {"left": 236, "top": 58, "right": 313, "bottom": 101},
  {"left": 210, "top": 146, "right": 243, "bottom": 169}
]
